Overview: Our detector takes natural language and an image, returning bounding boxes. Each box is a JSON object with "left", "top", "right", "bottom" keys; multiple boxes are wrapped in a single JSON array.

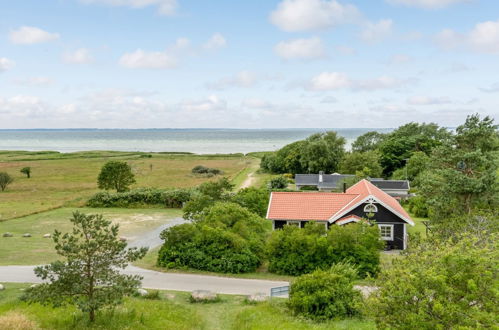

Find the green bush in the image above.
[
  {"left": 158, "top": 202, "right": 269, "bottom": 273},
  {"left": 267, "top": 222, "right": 383, "bottom": 277},
  {"left": 231, "top": 187, "right": 270, "bottom": 217},
  {"left": 288, "top": 263, "right": 363, "bottom": 321},
  {"left": 191, "top": 165, "right": 223, "bottom": 175},
  {"left": 405, "top": 194, "right": 429, "bottom": 218},
  {"left": 269, "top": 176, "right": 288, "bottom": 189},
  {"left": 369, "top": 234, "right": 498, "bottom": 329},
  {"left": 87, "top": 188, "right": 193, "bottom": 208}
]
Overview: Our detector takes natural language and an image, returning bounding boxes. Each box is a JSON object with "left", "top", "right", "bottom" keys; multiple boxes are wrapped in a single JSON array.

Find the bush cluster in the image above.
[
  {"left": 87, "top": 188, "right": 192, "bottom": 208},
  {"left": 157, "top": 202, "right": 269, "bottom": 273},
  {"left": 267, "top": 222, "right": 383, "bottom": 277},
  {"left": 191, "top": 165, "right": 223, "bottom": 176}
]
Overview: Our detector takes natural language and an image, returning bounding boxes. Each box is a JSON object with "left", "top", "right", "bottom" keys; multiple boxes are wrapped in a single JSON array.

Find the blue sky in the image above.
[{"left": 0, "top": 0, "right": 498, "bottom": 128}]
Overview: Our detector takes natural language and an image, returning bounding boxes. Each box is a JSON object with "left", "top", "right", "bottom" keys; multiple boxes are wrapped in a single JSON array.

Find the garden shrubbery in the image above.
[
  {"left": 157, "top": 202, "right": 270, "bottom": 273},
  {"left": 87, "top": 188, "right": 193, "bottom": 208},
  {"left": 267, "top": 222, "right": 383, "bottom": 277},
  {"left": 288, "top": 263, "right": 362, "bottom": 321}
]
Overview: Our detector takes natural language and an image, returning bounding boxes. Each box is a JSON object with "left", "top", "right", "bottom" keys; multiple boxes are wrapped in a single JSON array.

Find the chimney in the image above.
[
  {"left": 319, "top": 171, "right": 324, "bottom": 183},
  {"left": 343, "top": 182, "right": 347, "bottom": 193}
]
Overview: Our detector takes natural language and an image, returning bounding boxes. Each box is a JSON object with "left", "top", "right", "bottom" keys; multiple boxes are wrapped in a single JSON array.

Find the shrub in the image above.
[
  {"left": 0, "top": 172, "right": 13, "bottom": 191},
  {"left": 20, "top": 166, "right": 31, "bottom": 178},
  {"left": 267, "top": 222, "right": 383, "bottom": 277},
  {"left": 369, "top": 234, "right": 498, "bottom": 329},
  {"left": 288, "top": 263, "right": 362, "bottom": 321},
  {"left": 87, "top": 188, "right": 192, "bottom": 208},
  {"left": 405, "top": 194, "right": 429, "bottom": 218},
  {"left": 231, "top": 187, "right": 270, "bottom": 217},
  {"left": 191, "top": 165, "right": 223, "bottom": 175},
  {"left": 269, "top": 176, "right": 288, "bottom": 189}
]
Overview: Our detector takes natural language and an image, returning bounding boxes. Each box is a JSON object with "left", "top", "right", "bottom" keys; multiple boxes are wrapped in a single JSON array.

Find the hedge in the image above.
[{"left": 87, "top": 188, "right": 193, "bottom": 208}]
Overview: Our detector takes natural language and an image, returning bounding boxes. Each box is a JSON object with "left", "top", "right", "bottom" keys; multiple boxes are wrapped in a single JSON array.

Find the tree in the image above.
[
  {"left": 300, "top": 132, "right": 346, "bottom": 173},
  {"left": 369, "top": 234, "right": 498, "bottom": 329},
  {"left": 97, "top": 161, "right": 136, "bottom": 192},
  {"left": 269, "top": 176, "right": 288, "bottom": 189},
  {"left": 20, "top": 167, "right": 31, "bottom": 178},
  {"left": 22, "top": 212, "right": 147, "bottom": 322},
  {"left": 339, "top": 151, "right": 383, "bottom": 177},
  {"left": 231, "top": 187, "right": 270, "bottom": 217},
  {"left": 0, "top": 172, "right": 13, "bottom": 191},
  {"left": 351, "top": 131, "right": 385, "bottom": 153},
  {"left": 183, "top": 177, "right": 234, "bottom": 220},
  {"left": 391, "top": 151, "right": 429, "bottom": 181},
  {"left": 288, "top": 263, "right": 362, "bottom": 321}
]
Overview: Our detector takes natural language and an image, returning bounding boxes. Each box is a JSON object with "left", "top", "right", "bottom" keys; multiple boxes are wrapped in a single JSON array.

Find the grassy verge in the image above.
[
  {"left": 0, "top": 283, "right": 374, "bottom": 330},
  {"left": 0, "top": 151, "right": 249, "bottom": 220},
  {"left": 0, "top": 207, "right": 181, "bottom": 266}
]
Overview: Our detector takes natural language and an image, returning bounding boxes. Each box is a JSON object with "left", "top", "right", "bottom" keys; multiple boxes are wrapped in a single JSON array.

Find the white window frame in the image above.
[
  {"left": 286, "top": 220, "right": 301, "bottom": 227},
  {"left": 364, "top": 203, "right": 378, "bottom": 213},
  {"left": 378, "top": 224, "right": 394, "bottom": 241}
]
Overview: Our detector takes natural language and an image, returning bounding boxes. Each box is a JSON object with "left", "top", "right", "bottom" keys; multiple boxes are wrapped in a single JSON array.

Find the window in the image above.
[
  {"left": 378, "top": 224, "right": 394, "bottom": 240},
  {"left": 286, "top": 221, "right": 301, "bottom": 227},
  {"left": 364, "top": 203, "right": 378, "bottom": 213}
]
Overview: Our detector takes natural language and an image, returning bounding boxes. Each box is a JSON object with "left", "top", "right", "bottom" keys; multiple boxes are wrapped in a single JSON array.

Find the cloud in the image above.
[
  {"left": 9, "top": 26, "right": 59, "bottom": 45},
  {"left": 389, "top": 54, "right": 412, "bottom": 64},
  {"left": 181, "top": 95, "right": 227, "bottom": 112},
  {"left": 206, "top": 71, "right": 259, "bottom": 90},
  {"left": 386, "top": 0, "right": 470, "bottom": 9},
  {"left": 270, "top": 0, "right": 360, "bottom": 32},
  {"left": 335, "top": 45, "right": 356, "bottom": 55},
  {"left": 0, "top": 58, "right": 15, "bottom": 72},
  {"left": 308, "top": 72, "right": 415, "bottom": 91},
  {"left": 360, "top": 19, "right": 393, "bottom": 43},
  {"left": 119, "top": 49, "right": 177, "bottom": 69},
  {"left": 435, "top": 20, "right": 499, "bottom": 54},
  {"left": 203, "top": 33, "right": 227, "bottom": 50},
  {"left": 274, "top": 37, "right": 326, "bottom": 60},
  {"left": 80, "top": 0, "right": 178, "bottom": 16},
  {"left": 0, "top": 95, "right": 47, "bottom": 117},
  {"left": 320, "top": 96, "right": 338, "bottom": 103},
  {"left": 13, "top": 77, "right": 54, "bottom": 86},
  {"left": 479, "top": 82, "right": 499, "bottom": 93},
  {"left": 241, "top": 98, "right": 275, "bottom": 109},
  {"left": 406, "top": 96, "right": 452, "bottom": 105},
  {"left": 63, "top": 48, "right": 94, "bottom": 64}
]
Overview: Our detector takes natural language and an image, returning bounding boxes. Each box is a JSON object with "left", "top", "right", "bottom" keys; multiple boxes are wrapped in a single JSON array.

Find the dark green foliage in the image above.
[
  {"left": 97, "top": 161, "right": 136, "bottom": 192},
  {"left": 431, "top": 211, "right": 499, "bottom": 241},
  {"left": 20, "top": 166, "right": 31, "bottom": 178},
  {"left": 260, "top": 131, "right": 346, "bottom": 174},
  {"left": 183, "top": 178, "right": 234, "bottom": 220},
  {"left": 87, "top": 188, "right": 193, "bottom": 208},
  {"left": 269, "top": 176, "right": 288, "bottom": 189},
  {"left": 405, "top": 194, "right": 429, "bottom": 218},
  {"left": 191, "top": 165, "right": 223, "bottom": 176},
  {"left": 231, "top": 187, "right": 270, "bottom": 217},
  {"left": 288, "top": 263, "right": 362, "bottom": 321},
  {"left": 158, "top": 203, "right": 269, "bottom": 273},
  {"left": 0, "top": 172, "right": 13, "bottom": 191},
  {"left": 391, "top": 151, "right": 429, "bottom": 181},
  {"left": 339, "top": 151, "right": 383, "bottom": 177},
  {"left": 267, "top": 222, "right": 383, "bottom": 277},
  {"left": 370, "top": 234, "right": 498, "bottom": 329},
  {"left": 351, "top": 131, "right": 386, "bottom": 153},
  {"left": 21, "top": 211, "right": 148, "bottom": 322}
]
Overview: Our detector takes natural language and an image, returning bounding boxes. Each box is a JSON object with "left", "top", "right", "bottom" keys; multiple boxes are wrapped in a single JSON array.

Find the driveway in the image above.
[{"left": 126, "top": 217, "right": 186, "bottom": 250}]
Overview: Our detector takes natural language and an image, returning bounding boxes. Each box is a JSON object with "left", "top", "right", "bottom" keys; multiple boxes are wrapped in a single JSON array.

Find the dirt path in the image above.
[{"left": 239, "top": 171, "right": 256, "bottom": 189}]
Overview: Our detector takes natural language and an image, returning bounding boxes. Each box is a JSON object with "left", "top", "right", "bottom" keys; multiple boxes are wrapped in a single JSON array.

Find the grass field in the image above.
[
  {"left": 0, "top": 207, "right": 181, "bottom": 266},
  {"left": 0, "top": 151, "right": 252, "bottom": 220},
  {"left": 0, "top": 283, "right": 375, "bottom": 329}
]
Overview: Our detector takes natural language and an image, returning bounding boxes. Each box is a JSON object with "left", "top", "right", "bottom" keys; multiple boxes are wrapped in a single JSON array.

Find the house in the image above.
[
  {"left": 295, "top": 172, "right": 354, "bottom": 191},
  {"left": 368, "top": 178, "right": 410, "bottom": 198},
  {"left": 266, "top": 179, "right": 414, "bottom": 250}
]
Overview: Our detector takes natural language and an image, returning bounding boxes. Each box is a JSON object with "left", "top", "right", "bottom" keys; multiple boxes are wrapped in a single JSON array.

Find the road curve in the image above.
[{"left": 0, "top": 265, "right": 289, "bottom": 296}]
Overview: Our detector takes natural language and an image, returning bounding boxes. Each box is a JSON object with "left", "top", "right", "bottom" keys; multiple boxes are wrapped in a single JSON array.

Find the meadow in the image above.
[
  {"left": 0, "top": 151, "right": 256, "bottom": 220},
  {"left": 0, "top": 283, "right": 374, "bottom": 330}
]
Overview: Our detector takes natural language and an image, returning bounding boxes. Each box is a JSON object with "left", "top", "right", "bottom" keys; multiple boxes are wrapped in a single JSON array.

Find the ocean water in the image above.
[{"left": 0, "top": 129, "right": 392, "bottom": 154}]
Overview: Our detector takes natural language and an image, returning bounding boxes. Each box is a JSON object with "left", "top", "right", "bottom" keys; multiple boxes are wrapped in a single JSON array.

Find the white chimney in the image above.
[{"left": 319, "top": 171, "right": 324, "bottom": 183}]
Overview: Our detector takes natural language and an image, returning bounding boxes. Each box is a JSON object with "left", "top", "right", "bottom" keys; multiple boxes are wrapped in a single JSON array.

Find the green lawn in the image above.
[
  {"left": 0, "top": 151, "right": 251, "bottom": 220},
  {"left": 0, "top": 207, "right": 181, "bottom": 266},
  {"left": 0, "top": 283, "right": 375, "bottom": 330}
]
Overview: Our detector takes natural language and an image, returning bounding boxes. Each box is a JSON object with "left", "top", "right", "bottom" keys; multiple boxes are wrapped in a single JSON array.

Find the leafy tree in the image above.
[
  {"left": 22, "top": 212, "right": 147, "bottom": 322},
  {"left": 269, "top": 176, "right": 288, "bottom": 189},
  {"left": 231, "top": 187, "right": 270, "bottom": 217},
  {"left": 183, "top": 178, "right": 234, "bottom": 220},
  {"left": 0, "top": 172, "right": 13, "bottom": 191},
  {"left": 370, "top": 234, "right": 498, "bottom": 329},
  {"left": 339, "top": 151, "right": 383, "bottom": 177},
  {"left": 351, "top": 131, "right": 386, "bottom": 153},
  {"left": 97, "top": 161, "right": 136, "bottom": 192},
  {"left": 300, "top": 132, "right": 346, "bottom": 173},
  {"left": 431, "top": 211, "right": 499, "bottom": 241},
  {"left": 391, "top": 151, "right": 429, "bottom": 181},
  {"left": 288, "top": 263, "right": 362, "bottom": 321},
  {"left": 20, "top": 167, "right": 31, "bottom": 178}
]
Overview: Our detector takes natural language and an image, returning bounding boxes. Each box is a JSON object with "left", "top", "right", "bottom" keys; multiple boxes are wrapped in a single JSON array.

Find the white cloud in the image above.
[
  {"left": 389, "top": 54, "right": 412, "bottom": 64},
  {"left": 386, "top": 0, "right": 470, "bottom": 9},
  {"left": 13, "top": 77, "right": 54, "bottom": 86},
  {"left": 207, "top": 71, "right": 259, "bottom": 90},
  {"left": 479, "top": 82, "right": 499, "bottom": 93},
  {"left": 360, "top": 19, "right": 393, "bottom": 43},
  {"left": 119, "top": 49, "right": 177, "bottom": 69},
  {"left": 203, "top": 33, "right": 227, "bottom": 50},
  {"left": 9, "top": 26, "right": 59, "bottom": 45},
  {"left": 0, "top": 95, "right": 47, "bottom": 117},
  {"left": 320, "top": 96, "right": 338, "bottom": 103},
  {"left": 435, "top": 20, "right": 499, "bottom": 54},
  {"left": 80, "top": 0, "right": 178, "bottom": 16},
  {"left": 274, "top": 37, "right": 326, "bottom": 60},
  {"left": 308, "top": 72, "right": 415, "bottom": 91},
  {"left": 335, "top": 45, "right": 356, "bottom": 55},
  {"left": 241, "top": 98, "right": 275, "bottom": 109},
  {"left": 181, "top": 95, "right": 227, "bottom": 112},
  {"left": 270, "top": 0, "right": 360, "bottom": 32},
  {"left": 406, "top": 96, "right": 452, "bottom": 105},
  {"left": 0, "top": 58, "right": 15, "bottom": 72},
  {"left": 63, "top": 48, "right": 94, "bottom": 64}
]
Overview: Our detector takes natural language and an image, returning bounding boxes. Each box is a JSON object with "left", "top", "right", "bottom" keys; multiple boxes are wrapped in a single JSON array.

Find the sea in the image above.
[{"left": 0, "top": 128, "right": 392, "bottom": 154}]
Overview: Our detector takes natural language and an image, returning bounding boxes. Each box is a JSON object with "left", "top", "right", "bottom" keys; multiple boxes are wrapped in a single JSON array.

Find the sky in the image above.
[{"left": 0, "top": 0, "right": 498, "bottom": 129}]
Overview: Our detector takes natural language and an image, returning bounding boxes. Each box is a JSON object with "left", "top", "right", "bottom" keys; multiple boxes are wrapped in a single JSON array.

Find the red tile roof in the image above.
[{"left": 336, "top": 215, "right": 364, "bottom": 225}]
